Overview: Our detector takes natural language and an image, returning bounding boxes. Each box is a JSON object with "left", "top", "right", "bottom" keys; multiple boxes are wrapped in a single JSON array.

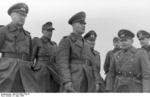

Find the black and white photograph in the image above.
[{"left": 0, "top": 0, "right": 150, "bottom": 96}]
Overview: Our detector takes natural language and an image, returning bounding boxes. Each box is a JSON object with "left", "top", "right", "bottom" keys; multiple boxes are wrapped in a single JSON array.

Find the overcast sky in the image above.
[{"left": 1, "top": 0, "right": 150, "bottom": 78}]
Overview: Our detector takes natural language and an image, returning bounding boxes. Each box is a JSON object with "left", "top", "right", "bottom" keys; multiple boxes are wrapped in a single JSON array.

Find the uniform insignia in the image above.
[
  {"left": 90, "top": 34, "right": 95, "bottom": 38},
  {"left": 120, "top": 34, "right": 125, "bottom": 38},
  {"left": 20, "top": 8, "right": 26, "bottom": 11}
]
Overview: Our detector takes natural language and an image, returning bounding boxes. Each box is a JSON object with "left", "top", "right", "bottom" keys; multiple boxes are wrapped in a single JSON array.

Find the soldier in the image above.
[
  {"left": 103, "top": 37, "right": 121, "bottom": 87},
  {"left": 137, "top": 30, "right": 150, "bottom": 59},
  {"left": 56, "top": 11, "right": 96, "bottom": 92},
  {"left": 83, "top": 30, "right": 105, "bottom": 92},
  {"left": 0, "top": 3, "right": 37, "bottom": 92},
  {"left": 106, "top": 29, "right": 150, "bottom": 92},
  {"left": 104, "top": 37, "right": 121, "bottom": 74},
  {"left": 31, "top": 22, "right": 60, "bottom": 92}
]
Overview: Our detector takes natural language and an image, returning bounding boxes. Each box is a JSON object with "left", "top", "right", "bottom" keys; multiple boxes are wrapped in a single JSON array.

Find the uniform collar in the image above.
[
  {"left": 142, "top": 45, "right": 150, "bottom": 51},
  {"left": 7, "top": 23, "right": 23, "bottom": 32},
  {"left": 122, "top": 46, "right": 136, "bottom": 53},
  {"left": 70, "top": 32, "right": 83, "bottom": 40},
  {"left": 93, "top": 49, "right": 100, "bottom": 55},
  {"left": 41, "top": 36, "right": 51, "bottom": 43},
  {"left": 113, "top": 47, "right": 121, "bottom": 52}
]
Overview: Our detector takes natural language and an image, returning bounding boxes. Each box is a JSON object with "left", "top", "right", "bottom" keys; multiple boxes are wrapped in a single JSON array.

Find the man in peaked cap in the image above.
[
  {"left": 56, "top": 11, "right": 97, "bottom": 92},
  {"left": 104, "top": 36, "right": 121, "bottom": 89},
  {"left": 84, "top": 30, "right": 105, "bottom": 92},
  {"left": 137, "top": 30, "right": 150, "bottom": 49},
  {"left": 8, "top": 2, "right": 29, "bottom": 26},
  {"left": 137, "top": 30, "right": 150, "bottom": 61},
  {"left": 84, "top": 30, "right": 97, "bottom": 42},
  {"left": 0, "top": 3, "right": 38, "bottom": 92},
  {"left": 117, "top": 29, "right": 135, "bottom": 50},
  {"left": 31, "top": 21, "right": 60, "bottom": 92},
  {"left": 106, "top": 29, "right": 150, "bottom": 92},
  {"left": 104, "top": 36, "right": 121, "bottom": 74}
]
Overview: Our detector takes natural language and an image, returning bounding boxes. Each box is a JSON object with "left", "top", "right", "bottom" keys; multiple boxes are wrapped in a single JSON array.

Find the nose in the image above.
[{"left": 21, "top": 15, "right": 26, "bottom": 19}]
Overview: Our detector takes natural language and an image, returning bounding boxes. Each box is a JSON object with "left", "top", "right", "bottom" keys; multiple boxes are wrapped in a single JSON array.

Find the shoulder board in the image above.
[
  {"left": 94, "top": 50, "right": 100, "bottom": 55},
  {"left": 24, "top": 30, "right": 31, "bottom": 36},
  {"left": 33, "top": 37, "right": 43, "bottom": 46},
  {"left": 51, "top": 41, "right": 57, "bottom": 45}
]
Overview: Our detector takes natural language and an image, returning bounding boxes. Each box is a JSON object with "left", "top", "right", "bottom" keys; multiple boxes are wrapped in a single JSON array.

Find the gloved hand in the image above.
[
  {"left": 96, "top": 83, "right": 106, "bottom": 92},
  {"left": 95, "top": 84, "right": 100, "bottom": 92},
  {"left": 63, "top": 82, "right": 76, "bottom": 92},
  {"left": 31, "top": 64, "right": 41, "bottom": 72}
]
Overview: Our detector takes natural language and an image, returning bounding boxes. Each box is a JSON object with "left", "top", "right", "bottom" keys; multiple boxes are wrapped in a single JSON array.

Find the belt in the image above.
[
  {"left": 70, "top": 59, "right": 92, "bottom": 66},
  {"left": 2, "top": 53, "right": 31, "bottom": 61},
  {"left": 116, "top": 71, "right": 141, "bottom": 80}
]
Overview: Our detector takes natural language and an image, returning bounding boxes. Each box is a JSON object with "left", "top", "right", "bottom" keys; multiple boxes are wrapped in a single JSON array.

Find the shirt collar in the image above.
[
  {"left": 41, "top": 36, "right": 51, "bottom": 43},
  {"left": 122, "top": 46, "right": 136, "bottom": 53},
  {"left": 70, "top": 32, "right": 83, "bottom": 40},
  {"left": 7, "top": 23, "right": 23, "bottom": 32}
]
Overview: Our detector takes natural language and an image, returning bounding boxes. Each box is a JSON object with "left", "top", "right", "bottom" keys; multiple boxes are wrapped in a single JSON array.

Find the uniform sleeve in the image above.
[
  {"left": 93, "top": 54, "right": 104, "bottom": 84},
  {"left": 56, "top": 37, "right": 71, "bottom": 84},
  {"left": 0, "top": 29, "right": 5, "bottom": 51},
  {"left": 105, "top": 55, "right": 116, "bottom": 91},
  {"left": 139, "top": 50, "right": 150, "bottom": 92},
  {"left": 104, "top": 51, "right": 111, "bottom": 74}
]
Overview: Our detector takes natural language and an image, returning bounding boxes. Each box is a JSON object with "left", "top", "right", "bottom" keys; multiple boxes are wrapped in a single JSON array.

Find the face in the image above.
[
  {"left": 120, "top": 38, "right": 133, "bottom": 49},
  {"left": 113, "top": 41, "right": 121, "bottom": 48},
  {"left": 42, "top": 29, "right": 53, "bottom": 39},
  {"left": 10, "top": 12, "right": 27, "bottom": 26},
  {"left": 138, "top": 37, "right": 150, "bottom": 47},
  {"left": 86, "top": 40, "right": 95, "bottom": 48},
  {"left": 72, "top": 22, "right": 86, "bottom": 35}
]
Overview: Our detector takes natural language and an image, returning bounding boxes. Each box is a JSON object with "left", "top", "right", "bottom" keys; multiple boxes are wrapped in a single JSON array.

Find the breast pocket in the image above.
[{"left": 71, "top": 40, "right": 83, "bottom": 56}]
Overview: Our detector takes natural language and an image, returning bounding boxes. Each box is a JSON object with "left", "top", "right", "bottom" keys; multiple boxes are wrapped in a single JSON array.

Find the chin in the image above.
[{"left": 18, "top": 23, "right": 24, "bottom": 26}]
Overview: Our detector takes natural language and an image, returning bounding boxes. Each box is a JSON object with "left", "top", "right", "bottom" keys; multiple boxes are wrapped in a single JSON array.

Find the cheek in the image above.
[{"left": 77, "top": 25, "right": 83, "bottom": 29}]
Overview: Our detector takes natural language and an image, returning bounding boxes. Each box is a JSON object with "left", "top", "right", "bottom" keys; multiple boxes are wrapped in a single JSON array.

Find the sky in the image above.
[{"left": 1, "top": 0, "right": 150, "bottom": 78}]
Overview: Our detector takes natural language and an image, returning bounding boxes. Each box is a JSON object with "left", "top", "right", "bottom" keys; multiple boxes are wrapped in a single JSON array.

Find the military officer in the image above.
[
  {"left": 104, "top": 37, "right": 121, "bottom": 74},
  {"left": 56, "top": 11, "right": 96, "bottom": 92},
  {"left": 106, "top": 29, "right": 150, "bottom": 92},
  {"left": 0, "top": 3, "right": 37, "bottom": 92},
  {"left": 103, "top": 37, "right": 121, "bottom": 87},
  {"left": 137, "top": 30, "right": 150, "bottom": 59},
  {"left": 83, "top": 30, "right": 105, "bottom": 92},
  {"left": 31, "top": 22, "right": 60, "bottom": 92}
]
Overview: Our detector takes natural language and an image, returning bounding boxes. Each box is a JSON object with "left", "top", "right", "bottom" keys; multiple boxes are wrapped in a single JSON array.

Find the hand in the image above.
[
  {"left": 96, "top": 84, "right": 100, "bottom": 92},
  {"left": 63, "top": 82, "right": 76, "bottom": 92},
  {"left": 31, "top": 65, "right": 41, "bottom": 72},
  {"left": 96, "top": 83, "right": 106, "bottom": 92}
]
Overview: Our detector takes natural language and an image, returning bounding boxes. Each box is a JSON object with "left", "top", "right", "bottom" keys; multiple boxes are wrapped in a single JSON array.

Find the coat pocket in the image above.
[{"left": 0, "top": 58, "right": 11, "bottom": 71}]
